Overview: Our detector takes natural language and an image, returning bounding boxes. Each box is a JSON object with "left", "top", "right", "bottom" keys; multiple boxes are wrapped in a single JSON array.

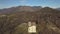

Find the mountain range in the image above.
[
  {"left": 0, "top": 6, "right": 60, "bottom": 34},
  {"left": 0, "top": 6, "right": 42, "bottom": 14}
]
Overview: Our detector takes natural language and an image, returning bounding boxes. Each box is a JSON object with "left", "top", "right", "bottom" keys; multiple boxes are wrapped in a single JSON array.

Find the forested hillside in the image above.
[{"left": 0, "top": 6, "right": 60, "bottom": 34}]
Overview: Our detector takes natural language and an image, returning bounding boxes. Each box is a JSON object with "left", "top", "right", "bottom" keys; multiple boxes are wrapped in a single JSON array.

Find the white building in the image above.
[{"left": 28, "top": 21, "right": 36, "bottom": 33}]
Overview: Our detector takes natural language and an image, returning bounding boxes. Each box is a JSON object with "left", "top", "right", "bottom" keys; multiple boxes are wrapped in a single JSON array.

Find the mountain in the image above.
[
  {"left": 0, "top": 6, "right": 42, "bottom": 14},
  {"left": 56, "top": 8, "right": 60, "bottom": 10},
  {"left": 0, "top": 6, "right": 60, "bottom": 34}
]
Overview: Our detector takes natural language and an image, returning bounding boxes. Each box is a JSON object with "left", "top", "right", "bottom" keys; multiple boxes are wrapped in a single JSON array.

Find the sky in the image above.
[{"left": 0, "top": 0, "right": 60, "bottom": 9}]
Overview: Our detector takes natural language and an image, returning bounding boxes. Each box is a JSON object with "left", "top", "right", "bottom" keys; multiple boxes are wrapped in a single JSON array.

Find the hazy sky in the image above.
[{"left": 0, "top": 0, "right": 60, "bottom": 9}]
